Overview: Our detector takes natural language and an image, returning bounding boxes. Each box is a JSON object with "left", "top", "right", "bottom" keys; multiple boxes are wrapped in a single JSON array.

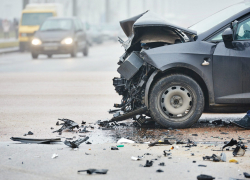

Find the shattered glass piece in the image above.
[
  {"left": 144, "top": 160, "right": 153, "bottom": 167},
  {"left": 51, "top": 153, "right": 58, "bottom": 159},
  {"left": 64, "top": 137, "right": 89, "bottom": 148},
  {"left": 78, "top": 169, "right": 108, "bottom": 174},
  {"left": 156, "top": 169, "right": 164, "bottom": 172},
  {"left": 197, "top": 174, "right": 215, "bottom": 180},
  {"left": 10, "top": 137, "right": 61, "bottom": 144},
  {"left": 53, "top": 118, "right": 79, "bottom": 133},
  {"left": 222, "top": 138, "right": 237, "bottom": 150}
]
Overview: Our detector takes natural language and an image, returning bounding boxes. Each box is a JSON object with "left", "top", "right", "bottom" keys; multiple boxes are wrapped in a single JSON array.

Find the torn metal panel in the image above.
[
  {"left": 53, "top": 118, "right": 79, "bottom": 133},
  {"left": 64, "top": 136, "right": 89, "bottom": 148},
  {"left": 10, "top": 137, "right": 61, "bottom": 144}
]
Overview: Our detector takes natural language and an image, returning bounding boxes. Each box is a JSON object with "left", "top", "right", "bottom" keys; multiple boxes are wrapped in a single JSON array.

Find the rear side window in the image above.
[{"left": 235, "top": 17, "right": 250, "bottom": 40}]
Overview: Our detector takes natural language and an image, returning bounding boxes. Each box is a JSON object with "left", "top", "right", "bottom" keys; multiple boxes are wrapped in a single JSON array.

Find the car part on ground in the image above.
[
  {"left": 10, "top": 137, "right": 61, "bottom": 144},
  {"left": 78, "top": 169, "right": 108, "bottom": 175},
  {"left": 64, "top": 136, "right": 89, "bottom": 148},
  {"left": 53, "top": 118, "right": 79, "bottom": 133},
  {"left": 231, "top": 110, "right": 250, "bottom": 129},
  {"left": 197, "top": 174, "right": 215, "bottom": 180}
]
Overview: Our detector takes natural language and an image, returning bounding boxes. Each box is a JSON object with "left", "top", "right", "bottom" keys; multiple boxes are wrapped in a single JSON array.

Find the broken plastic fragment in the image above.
[
  {"left": 222, "top": 138, "right": 237, "bottom": 150},
  {"left": 233, "top": 144, "right": 246, "bottom": 156},
  {"left": 243, "top": 172, "right": 250, "bottom": 178},
  {"left": 10, "top": 137, "right": 61, "bottom": 144},
  {"left": 51, "top": 153, "right": 58, "bottom": 159},
  {"left": 198, "top": 165, "right": 207, "bottom": 167},
  {"left": 144, "top": 160, "right": 153, "bottom": 167},
  {"left": 203, "top": 154, "right": 221, "bottom": 162},
  {"left": 148, "top": 138, "right": 171, "bottom": 147},
  {"left": 111, "top": 146, "right": 119, "bottom": 150},
  {"left": 79, "top": 126, "right": 90, "bottom": 133},
  {"left": 53, "top": 118, "right": 79, "bottom": 133},
  {"left": 158, "top": 162, "right": 165, "bottom": 166},
  {"left": 197, "top": 174, "right": 215, "bottom": 180},
  {"left": 117, "top": 138, "right": 135, "bottom": 144},
  {"left": 117, "top": 145, "right": 124, "bottom": 147},
  {"left": 27, "top": 131, "right": 33, "bottom": 135},
  {"left": 156, "top": 169, "right": 164, "bottom": 172},
  {"left": 229, "top": 158, "right": 238, "bottom": 163},
  {"left": 78, "top": 169, "right": 108, "bottom": 174},
  {"left": 220, "top": 152, "right": 226, "bottom": 162},
  {"left": 64, "top": 137, "right": 89, "bottom": 148},
  {"left": 131, "top": 156, "right": 143, "bottom": 161}
]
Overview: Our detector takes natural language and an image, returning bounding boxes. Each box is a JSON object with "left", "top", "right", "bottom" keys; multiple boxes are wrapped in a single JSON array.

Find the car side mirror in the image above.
[{"left": 222, "top": 28, "right": 234, "bottom": 48}]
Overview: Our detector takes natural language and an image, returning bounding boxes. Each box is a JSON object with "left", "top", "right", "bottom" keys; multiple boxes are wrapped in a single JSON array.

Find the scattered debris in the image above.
[
  {"left": 197, "top": 174, "right": 215, "bottom": 180},
  {"left": 111, "top": 146, "right": 119, "bottom": 150},
  {"left": 117, "top": 145, "right": 124, "bottom": 147},
  {"left": 221, "top": 152, "right": 226, "bottom": 162},
  {"left": 211, "top": 119, "right": 222, "bottom": 125},
  {"left": 148, "top": 138, "right": 171, "bottom": 147},
  {"left": 222, "top": 138, "right": 237, "bottom": 150},
  {"left": 81, "top": 121, "right": 86, "bottom": 125},
  {"left": 193, "top": 161, "right": 196, "bottom": 163},
  {"left": 198, "top": 165, "right": 207, "bottom": 167},
  {"left": 85, "top": 153, "right": 91, "bottom": 155},
  {"left": 163, "top": 150, "right": 171, "bottom": 157},
  {"left": 86, "top": 141, "right": 92, "bottom": 144},
  {"left": 56, "top": 121, "right": 59, "bottom": 125},
  {"left": 158, "top": 162, "right": 165, "bottom": 166},
  {"left": 220, "top": 132, "right": 228, "bottom": 135},
  {"left": 144, "top": 160, "right": 153, "bottom": 167},
  {"left": 10, "top": 137, "right": 61, "bottom": 144},
  {"left": 79, "top": 126, "right": 90, "bottom": 133},
  {"left": 144, "top": 153, "right": 151, "bottom": 155},
  {"left": 170, "top": 146, "right": 174, "bottom": 150},
  {"left": 27, "top": 131, "right": 33, "bottom": 135},
  {"left": 233, "top": 144, "right": 246, "bottom": 156},
  {"left": 131, "top": 156, "right": 143, "bottom": 161},
  {"left": 243, "top": 172, "right": 250, "bottom": 178},
  {"left": 78, "top": 169, "right": 108, "bottom": 175},
  {"left": 156, "top": 169, "right": 164, "bottom": 172},
  {"left": 192, "top": 134, "right": 198, "bottom": 136},
  {"left": 203, "top": 154, "right": 221, "bottom": 162},
  {"left": 117, "top": 138, "right": 135, "bottom": 144},
  {"left": 64, "top": 137, "right": 89, "bottom": 148},
  {"left": 53, "top": 118, "right": 79, "bottom": 133},
  {"left": 51, "top": 153, "right": 58, "bottom": 159},
  {"left": 231, "top": 110, "right": 250, "bottom": 129},
  {"left": 229, "top": 158, "right": 238, "bottom": 163}
]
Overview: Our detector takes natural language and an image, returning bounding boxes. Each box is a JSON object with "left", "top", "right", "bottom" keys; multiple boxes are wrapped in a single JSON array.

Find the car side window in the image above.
[
  {"left": 210, "top": 31, "right": 224, "bottom": 42},
  {"left": 77, "top": 20, "right": 83, "bottom": 31},
  {"left": 235, "top": 18, "right": 250, "bottom": 40}
]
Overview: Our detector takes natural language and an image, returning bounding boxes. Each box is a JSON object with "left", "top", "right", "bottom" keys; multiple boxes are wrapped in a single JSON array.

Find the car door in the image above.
[{"left": 211, "top": 17, "right": 250, "bottom": 104}]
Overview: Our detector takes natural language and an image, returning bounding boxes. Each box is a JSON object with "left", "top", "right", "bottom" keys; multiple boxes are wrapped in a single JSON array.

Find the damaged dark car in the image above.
[{"left": 111, "top": 2, "right": 250, "bottom": 128}]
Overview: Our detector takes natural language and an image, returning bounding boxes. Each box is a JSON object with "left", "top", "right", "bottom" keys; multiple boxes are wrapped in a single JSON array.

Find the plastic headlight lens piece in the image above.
[
  {"left": 31, "top": 38, "right": 42, "bottom": 45},
  {"left": 61, "top": 38, "right": 73, "bottom": 45}
]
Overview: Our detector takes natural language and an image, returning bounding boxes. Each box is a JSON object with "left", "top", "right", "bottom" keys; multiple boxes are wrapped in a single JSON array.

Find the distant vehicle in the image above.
[
  {"left": 19, "top": 3, "right": 63, "bottom": 52},
  {"left": 30, "top": 17, "right": 89, "bottom": 59}
]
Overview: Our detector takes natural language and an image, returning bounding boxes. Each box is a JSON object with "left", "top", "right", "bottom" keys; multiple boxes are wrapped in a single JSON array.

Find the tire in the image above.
[
  {"left": 70, "top": 45, "right": 77, "bottom": 57},
  {"left": 149, "top": 74, "right": 204, "bottom": 129},
  {"left": 47, "top": 54, "right": 52, "bottom": 58},
  {"left": 31, "top": 53, "right": 38, "bottom": 59},
  {"left": 83, "top": 45, "right": 89, "bottom": 56}
]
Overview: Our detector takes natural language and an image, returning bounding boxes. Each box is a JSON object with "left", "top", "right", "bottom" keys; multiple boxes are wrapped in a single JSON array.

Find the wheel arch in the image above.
[{"left": 145, "top": 65, "right": 211, "bottom": 111}]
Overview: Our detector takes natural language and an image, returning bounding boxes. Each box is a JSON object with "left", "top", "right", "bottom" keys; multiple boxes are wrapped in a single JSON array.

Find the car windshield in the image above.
[
  {"left": 40, "top": 19, "right": 72, "bottom": 31},
  {"left": 21, "top": 13, "right": 53, "bottom": 26},
  {"left": 189, "top": 3, "right": 249, "bottom": 34}
]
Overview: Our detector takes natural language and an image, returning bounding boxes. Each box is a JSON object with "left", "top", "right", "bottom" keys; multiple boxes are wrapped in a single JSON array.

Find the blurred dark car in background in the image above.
[{"left": 30, "top": 17, "right": 89, "bottom": 59}]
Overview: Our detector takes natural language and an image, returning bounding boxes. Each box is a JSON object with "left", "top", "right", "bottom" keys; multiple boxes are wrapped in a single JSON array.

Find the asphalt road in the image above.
[{"left": 0, "top": 41, "right": 249, "bottom": 180}]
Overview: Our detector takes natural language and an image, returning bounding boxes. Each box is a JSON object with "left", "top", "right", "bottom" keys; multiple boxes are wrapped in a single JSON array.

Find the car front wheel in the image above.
[{"left": 149, "top": 74, "right": 204, "bottom": 129}]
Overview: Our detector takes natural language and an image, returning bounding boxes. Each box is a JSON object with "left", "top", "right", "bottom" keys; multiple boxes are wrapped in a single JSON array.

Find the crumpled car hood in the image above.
[
  {"left": 119, "top": 11, "right": 197, "bottom": 51},
  {"left": 120, "top": 11, "right": 197, "bottom": 38}
]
